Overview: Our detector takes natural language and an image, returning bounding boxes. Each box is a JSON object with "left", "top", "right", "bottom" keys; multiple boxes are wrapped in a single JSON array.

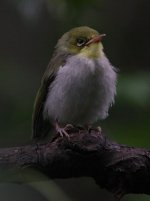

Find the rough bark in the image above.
[{"left": 0, "top": 128, "right": 150, "bottom": 201}]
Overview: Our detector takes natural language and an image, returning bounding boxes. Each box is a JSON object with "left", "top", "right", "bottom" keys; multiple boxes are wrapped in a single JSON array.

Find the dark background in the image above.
[{"left": 0, "top": 0, "right": 150, "bottom": 200}]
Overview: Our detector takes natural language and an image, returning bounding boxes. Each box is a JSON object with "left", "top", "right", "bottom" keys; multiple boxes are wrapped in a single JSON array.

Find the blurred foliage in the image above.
[{"left": 0, "top": 0, "right": 150, "bottom": 200}]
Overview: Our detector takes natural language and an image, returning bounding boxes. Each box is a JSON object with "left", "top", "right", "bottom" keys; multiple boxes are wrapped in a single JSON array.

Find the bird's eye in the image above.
[{"left": 76, "top": 38, "right": 87, "bottom": 47}]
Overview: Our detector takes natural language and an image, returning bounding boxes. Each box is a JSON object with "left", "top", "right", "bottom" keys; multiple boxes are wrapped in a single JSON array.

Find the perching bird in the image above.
[{"left": 32, "top": 26, "right": 117, "bottom": 140}]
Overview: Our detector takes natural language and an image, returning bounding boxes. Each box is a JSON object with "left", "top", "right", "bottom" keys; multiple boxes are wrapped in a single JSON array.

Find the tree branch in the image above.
[{"left": 0, "top": 128, "right": 150, "bottom": 200}]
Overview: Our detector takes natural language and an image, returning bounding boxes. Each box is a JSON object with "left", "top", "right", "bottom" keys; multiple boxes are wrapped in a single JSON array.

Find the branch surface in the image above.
[{"left": 0, "top": 128, "right": 150, "bottom": 200}]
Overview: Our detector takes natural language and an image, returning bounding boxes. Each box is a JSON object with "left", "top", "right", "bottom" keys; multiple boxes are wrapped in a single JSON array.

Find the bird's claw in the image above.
[
  {"left": 64, "top": 124, "right": 74, "bottom": 131},
  {"left": 55, "top": 122, "right": 74, "bottom": 138},
  {"left": 95, "top": 126, "right": 102, "bottom": 133},
  {"left": 57, "top": 127, "right": 70, "bottom": 138}
]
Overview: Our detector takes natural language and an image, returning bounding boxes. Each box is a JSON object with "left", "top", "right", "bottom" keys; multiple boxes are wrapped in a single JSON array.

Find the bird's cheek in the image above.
[{"left": 68, "top": 45, "right": 81, "bottom": 54}]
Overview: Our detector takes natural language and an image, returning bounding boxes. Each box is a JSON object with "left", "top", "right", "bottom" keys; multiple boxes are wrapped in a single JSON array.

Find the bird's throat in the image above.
[{"left": 79, "top": 43, "right": 104, "bottom": 59}]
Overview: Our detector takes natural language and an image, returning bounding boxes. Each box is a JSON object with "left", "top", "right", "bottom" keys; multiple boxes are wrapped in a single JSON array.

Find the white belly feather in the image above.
[{"left": 44, "top": 54, "right": 117, "bottom": 125}]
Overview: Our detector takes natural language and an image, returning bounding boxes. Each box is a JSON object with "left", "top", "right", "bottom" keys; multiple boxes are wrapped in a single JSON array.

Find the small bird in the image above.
[{"left": 32, "top": 26, "right": 117, "bottom": 140}]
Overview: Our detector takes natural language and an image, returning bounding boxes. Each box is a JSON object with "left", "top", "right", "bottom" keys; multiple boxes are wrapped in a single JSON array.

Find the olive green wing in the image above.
[{"left": 32, "top": 52, "right": 68, "bottom": 140}]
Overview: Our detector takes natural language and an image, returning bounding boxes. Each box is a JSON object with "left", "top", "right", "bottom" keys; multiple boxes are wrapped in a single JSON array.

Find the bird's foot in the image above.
[
  {"left": 64, "top": 124, "right": 74, "bottom": 131},
  {"left": 87, "top": 125, "right": 102, "bottom": 133},
  {"left": 75, "top": 124, "right": 102, "bottom": 133},
  {"left": 95, "top": 126, "right": 102, "bottom": 133},
  {"left": 56, "top": 126, "right": 69, "bottom": 138},
  {"left": 55, "top": 122, "right": 74, "bottom": 138}
]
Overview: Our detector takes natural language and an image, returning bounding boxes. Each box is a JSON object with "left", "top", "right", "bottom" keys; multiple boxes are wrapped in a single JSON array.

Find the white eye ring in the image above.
[{"left": 77, "top": 38, "right": 87, "bottom": 47}]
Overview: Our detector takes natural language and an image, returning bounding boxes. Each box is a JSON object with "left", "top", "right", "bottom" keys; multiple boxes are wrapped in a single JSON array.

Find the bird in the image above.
[{"left": 32, "top": 26, "right": 117, "bottom": 140}]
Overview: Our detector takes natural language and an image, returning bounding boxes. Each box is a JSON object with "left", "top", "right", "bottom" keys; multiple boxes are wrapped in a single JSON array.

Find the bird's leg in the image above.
[
  {"left": 86, "top": 124, "right": 102, "bottom": 133},
  {"left": 54, "top": 121, "right": 69, "bottom": 138},
  {"left": 54, "top": 120, "right": 71, "bottom": 138}
]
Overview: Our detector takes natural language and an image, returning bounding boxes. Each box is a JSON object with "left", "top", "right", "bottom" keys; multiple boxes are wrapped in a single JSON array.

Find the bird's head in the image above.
[{"left": 56, "top": 26, "right": 106, "bottom": 59}]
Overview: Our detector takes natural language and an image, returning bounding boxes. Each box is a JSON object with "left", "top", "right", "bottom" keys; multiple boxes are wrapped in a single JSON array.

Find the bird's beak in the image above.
[{"left": 85, "top": 34, "right": 106, "bottom": 46}]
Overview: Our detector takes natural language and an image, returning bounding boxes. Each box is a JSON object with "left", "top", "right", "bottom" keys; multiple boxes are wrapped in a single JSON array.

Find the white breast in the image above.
[{"left": 43, "top": 54, "right": 117, "bottom": 125}]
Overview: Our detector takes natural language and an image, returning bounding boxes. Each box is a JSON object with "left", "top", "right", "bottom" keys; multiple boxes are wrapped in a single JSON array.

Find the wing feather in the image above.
[{"left": 32, "top": 52, "right": 69, "bottom": 140}]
